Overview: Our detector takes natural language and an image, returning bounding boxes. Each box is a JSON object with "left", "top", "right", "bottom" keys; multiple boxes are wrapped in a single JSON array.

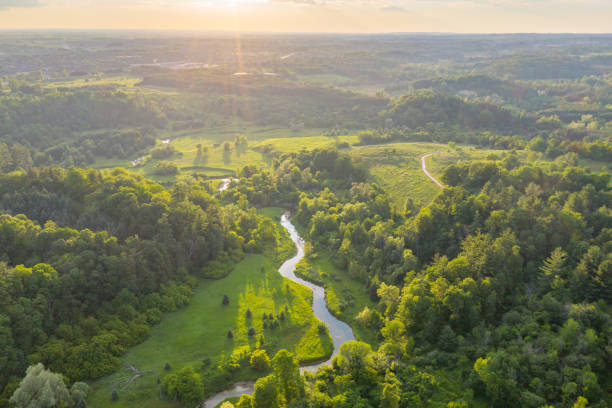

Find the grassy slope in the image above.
[
  {"left": 349, "top": 142, "right": 449, "bottom": 207},
  {"left": 88, "top": 208, "right": 332, "bottom": 408}
]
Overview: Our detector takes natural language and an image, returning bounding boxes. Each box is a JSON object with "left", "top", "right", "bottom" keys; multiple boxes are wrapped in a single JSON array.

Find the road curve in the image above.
[{"left": 421, "top": 153, "right": 444, "bottom": 189}]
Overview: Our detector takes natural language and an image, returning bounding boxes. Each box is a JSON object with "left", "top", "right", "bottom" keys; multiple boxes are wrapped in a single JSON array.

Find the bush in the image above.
[
  {"left": 152, "top": 161, "right": 178, "bottom": 176},
  {"left": 250, "top": 350, "right": 271, "bottom": 371},
  {"left": 248, "top": 327, "right": 256, "bottom": 337},
  {"left": 318, "top": 322, "right": 327, "bottom": 334},
  {"left": 161, "top": 366, "right": 204, "bottom": 406}
]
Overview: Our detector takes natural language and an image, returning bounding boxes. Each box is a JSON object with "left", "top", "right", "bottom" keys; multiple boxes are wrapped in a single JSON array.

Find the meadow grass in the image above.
[
  {"left": 88, "top": 249, "right": 331, "bottom": 407},
  {"left": 91, "top": 126, "right": 346, "bottom": 182},
  {"left": 350, "top": 142, "right": 449, "bottom": 206}
]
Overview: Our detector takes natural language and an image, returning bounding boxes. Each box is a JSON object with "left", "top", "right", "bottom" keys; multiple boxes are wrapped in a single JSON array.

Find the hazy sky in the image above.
[{"left": 0, "top": 0, "right": 611, "bottom": 33}]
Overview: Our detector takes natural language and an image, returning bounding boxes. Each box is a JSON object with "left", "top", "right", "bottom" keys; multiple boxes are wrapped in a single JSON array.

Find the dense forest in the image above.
[
  {"left": 0, "top": 167, "right": 286, "bottom": 404},
  {"left": 225, "top": 148, "right": 611, "bottom": 407}
]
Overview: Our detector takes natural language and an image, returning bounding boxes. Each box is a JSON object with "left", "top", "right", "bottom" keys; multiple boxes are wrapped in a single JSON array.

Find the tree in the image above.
[
  {"left": 377, "top": 283, "right": 400, "bottom": 316},
  {"left": 250, "top": 350, "right": 271, "bottom": 372},
  {"left": 572, "top": 396, "right": 589, "bottom": 408},
  {"left": 161, "top": 365, "right": 203, "bottom": 406},
  {"left": 252, "top": 375, "right": 278, "bottom": 408},
  {"left": 380, "top": 382, "right": 400, "bottom": 408},
  {"left": 9, "top": 364, "right": 70, "bottom": 408},
  {"left": 70, "top": 382, "right": 90, "bottom": 406},
  {"left": 236, "top": 394, "right": 253, "bottom": 408},
  {"left": 336, "top": 341, "right": 373, "bottom": 380},
  {"left": 272, "top": 350, "right": 303, "bottom": 404},
  {"left": 540, "top": 247, "right": 567, "bottom": 290}
]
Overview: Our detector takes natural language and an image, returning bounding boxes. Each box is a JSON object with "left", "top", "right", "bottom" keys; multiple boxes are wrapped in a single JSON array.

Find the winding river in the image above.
[{"left": 202, "top": 213, "right": 356, "bottom": 408}]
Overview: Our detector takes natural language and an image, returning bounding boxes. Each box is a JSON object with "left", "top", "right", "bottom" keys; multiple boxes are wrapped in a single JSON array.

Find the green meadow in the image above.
[{"left": 88, "top": 208, "right": 332, "bottom": 408}]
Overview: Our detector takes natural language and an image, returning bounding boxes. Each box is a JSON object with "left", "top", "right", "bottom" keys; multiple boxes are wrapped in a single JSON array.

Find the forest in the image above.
[{"left": 0, "top": 32, "right": 610, "bottom": 408}]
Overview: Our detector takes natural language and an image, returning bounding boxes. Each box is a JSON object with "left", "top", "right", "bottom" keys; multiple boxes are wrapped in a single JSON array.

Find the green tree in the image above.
[
  {"left": 9, "top": 364, "right": 70, "bottom": 408},
  {"left": 250, "top": 350, "right": 271, "bottom": 371},
  {"left": 252, "top": 375, "right": 278, "bottom": 408},
  {"left": 162, "top": 365, "right": 203, "bottom": 406},
  {"left": 272, "top": 350, "right": 303, "bottom": 405},
  {"left": 236, "top": 394, "right": 253, "bottom": 408}
]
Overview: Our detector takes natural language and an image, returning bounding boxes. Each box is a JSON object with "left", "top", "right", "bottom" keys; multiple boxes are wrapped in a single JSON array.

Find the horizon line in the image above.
[{"left": 1, "top": 28, "right": 612, "bottom": 36}]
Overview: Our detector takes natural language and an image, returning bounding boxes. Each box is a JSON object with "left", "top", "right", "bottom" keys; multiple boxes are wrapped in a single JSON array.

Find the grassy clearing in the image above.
[
  {"left": 349, "top": 142, "right": 448, "bottom": 207},
  {"left": 88, "top": 230, "right": 331, "bottom": 408},
  {"left": 91, "top": 127, "right": 348, "bottom": 183},
  {"left": 350, "top": 142, "right": 522, "bottom": 207}
]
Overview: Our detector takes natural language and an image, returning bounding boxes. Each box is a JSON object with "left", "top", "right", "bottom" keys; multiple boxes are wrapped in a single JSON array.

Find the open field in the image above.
[
  {"left": 349, "top": 142, "right": 450, "bottom": 206},
  {"left": 88, "top": 239, "right": 332, "bottom": 407},
  {"left": 92, "top": 126, "right": 355, "bottom": 182}
]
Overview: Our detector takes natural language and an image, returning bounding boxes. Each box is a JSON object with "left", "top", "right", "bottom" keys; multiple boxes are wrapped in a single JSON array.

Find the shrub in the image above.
[
  {"left": 161, "top": 366, "right": 204, "bottom": 406},
  {"left": 250, "top": 350, "right": 271, "bottom": 371},
  {"left": 111, "top": 390, "right": 119, "bottom": 401},
  {"left": 318, "top": 322, "right": 327, "bottom": 334},
  {"left": 222, "top": 295, "right": 230, "bottom": 306}
]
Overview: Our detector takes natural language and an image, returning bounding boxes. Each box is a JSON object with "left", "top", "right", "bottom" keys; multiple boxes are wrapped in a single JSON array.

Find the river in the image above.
[{"left": 202, "top": 213, "right": 355, "bottom": 408}]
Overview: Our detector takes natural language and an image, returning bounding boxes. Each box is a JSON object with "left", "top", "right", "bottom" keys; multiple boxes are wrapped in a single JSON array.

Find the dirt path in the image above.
[{"left": 421, "top": 153, "right": 444, "bottom": 189}]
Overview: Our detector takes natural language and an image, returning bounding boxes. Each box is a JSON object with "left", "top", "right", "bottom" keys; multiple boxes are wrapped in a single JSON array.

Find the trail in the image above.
[{"left": 421, "top": 153, "right": 444, "bottom": 189}]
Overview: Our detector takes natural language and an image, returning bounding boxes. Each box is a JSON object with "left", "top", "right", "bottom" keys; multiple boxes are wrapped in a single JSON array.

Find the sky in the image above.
[{"left": 0, "top": 0, "right": 611, "bottom": 33}]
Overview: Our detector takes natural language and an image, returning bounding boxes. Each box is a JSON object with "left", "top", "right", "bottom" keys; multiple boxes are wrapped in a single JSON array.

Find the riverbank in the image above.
[
  {"left": 88, "top": 210, "right": 331, "bottom": 408},
  {"left": 202, "top": 213, "right": 357, "bottom": 407}
]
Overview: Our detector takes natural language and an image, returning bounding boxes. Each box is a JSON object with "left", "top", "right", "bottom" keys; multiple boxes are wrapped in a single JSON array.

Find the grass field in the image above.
[
  {"left": 92, "top": 126, "right": 356, "bottom": 183},
  {"left": 350, "top": 142, "right": 449, "bottom": 206},
  {"left": 88, "top": 208, "right": 332, "bottom": 408}
]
